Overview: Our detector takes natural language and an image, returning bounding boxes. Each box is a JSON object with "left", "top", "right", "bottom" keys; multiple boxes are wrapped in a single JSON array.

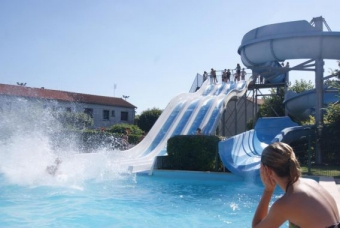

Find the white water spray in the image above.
[{"left": 0, "top": 98, "right": 133, "bottom": 187}]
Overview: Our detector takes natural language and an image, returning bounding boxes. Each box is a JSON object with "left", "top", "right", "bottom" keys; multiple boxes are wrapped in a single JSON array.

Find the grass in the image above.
[{"left": 301, "top": 164, "right": 340, "bottom": 178}]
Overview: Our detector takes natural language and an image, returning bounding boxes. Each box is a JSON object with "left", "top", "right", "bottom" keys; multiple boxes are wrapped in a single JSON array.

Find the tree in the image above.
[
  {"left": 56, "top": 112, "right": 93, "bottom": 130},
  {"left": 258, "top": 87, "right": 285, "bottom": 118},
  {"left": 325, "top": 103, "right": 340, "bottom": 126},
  {"left": 137, "top": 108, "right": 162, "bottom": 133},
  {"left": 108, "top": 123, "right": 143, "bottom": 135},
  {"left": 289, "top": 79, "right": 314, "bottom": 93},
  {"left": 324, "top": 60, "right": 340, "bottom": 126},
  {"left": 258, "top": 79, "right": 315, "bottom": 118},
  {"left": 330, "top": 60, "right": 340, "bottom": 77}
]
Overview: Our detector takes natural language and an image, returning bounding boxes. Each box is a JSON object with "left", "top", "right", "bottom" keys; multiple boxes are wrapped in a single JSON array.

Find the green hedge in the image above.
[
  {"left": 81, "top": 130, "right": 142, "bottom": 151},
  {"left": 163, "top": 135, "right": 223, "bottom": 171}
]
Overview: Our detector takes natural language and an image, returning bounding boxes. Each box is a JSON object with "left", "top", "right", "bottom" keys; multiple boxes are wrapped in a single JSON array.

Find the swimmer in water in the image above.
[{"left": 46, "top": 158, "right": 62, "bottom": 176}]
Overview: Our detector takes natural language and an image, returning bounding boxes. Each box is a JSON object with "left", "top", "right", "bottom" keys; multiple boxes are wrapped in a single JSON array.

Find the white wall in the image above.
[{"left": 0, "top": 95, "right": 135, "bottom": 129}]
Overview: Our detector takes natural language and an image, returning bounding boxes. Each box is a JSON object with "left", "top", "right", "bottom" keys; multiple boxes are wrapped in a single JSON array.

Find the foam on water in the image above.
[{"left": 0, "top": 98, "right": 132, "bottom": 188}]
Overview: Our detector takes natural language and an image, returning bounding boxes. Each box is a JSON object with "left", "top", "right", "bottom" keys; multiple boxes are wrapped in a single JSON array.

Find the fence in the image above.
[
  {"left": 292, "top": 126, "right": 340, "bottom": 177},
  {"left": 154, "top": 126, "right": 340, "bottom": 177}
]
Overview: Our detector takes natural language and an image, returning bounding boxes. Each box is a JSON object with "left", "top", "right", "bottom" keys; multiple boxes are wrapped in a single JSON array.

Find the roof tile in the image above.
[{"left": 0, "top": 84, "right": 136, "bottom": 109}]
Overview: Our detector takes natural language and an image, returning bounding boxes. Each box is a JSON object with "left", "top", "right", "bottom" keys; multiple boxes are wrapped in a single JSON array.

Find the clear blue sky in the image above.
[{"left": 1, "top": 0, "right": 339, "bottom": 114}]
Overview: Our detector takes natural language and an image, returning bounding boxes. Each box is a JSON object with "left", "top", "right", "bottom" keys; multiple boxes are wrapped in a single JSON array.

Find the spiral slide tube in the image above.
[{"left": 219, "top": 17, "right": 340, "bottom": 177}]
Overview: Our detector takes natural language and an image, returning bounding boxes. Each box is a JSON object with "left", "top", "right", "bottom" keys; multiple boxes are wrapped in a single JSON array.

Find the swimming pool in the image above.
[
  {"left": 0, "top": 167, "right": 287, "bottom": 227},
  {"left": 0, "top": 103, "right": 288, "bottom": 227}
]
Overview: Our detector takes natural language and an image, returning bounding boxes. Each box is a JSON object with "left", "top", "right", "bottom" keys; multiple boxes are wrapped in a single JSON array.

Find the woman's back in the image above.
[
  {"left": 253, "top": 142, "right": 340, "bottom": 228},
  {"left": 279, "top": 178, "right": 339, "bottom": 228}
]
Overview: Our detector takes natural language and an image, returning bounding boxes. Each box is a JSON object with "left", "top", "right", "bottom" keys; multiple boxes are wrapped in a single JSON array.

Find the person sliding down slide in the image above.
[
  {"left": 252, "top": 142, "right": 340, "bottom": 228},
  {"left": 46, "top": 158, "right": 62, "bottom": 176}
]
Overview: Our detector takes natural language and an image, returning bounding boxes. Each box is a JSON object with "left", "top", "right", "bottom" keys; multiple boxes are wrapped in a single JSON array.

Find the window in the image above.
[
  {"left": 103, "top": 110, "right": 109, "bottom": 120},
  {"left": 121, "top": 111, "right": 128, "bottom": 121},
  {"left": 84, "top": 108, "right": 93, "bottom": 118},
  {"left": 111, "top": 110, "right": 115, "bottom": 117}
]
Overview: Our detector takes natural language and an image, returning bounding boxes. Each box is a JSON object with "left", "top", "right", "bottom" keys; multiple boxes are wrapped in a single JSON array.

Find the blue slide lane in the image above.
[
  {"left": 186, "top": 99, "right": 214, "bottom": 135},
  {"left": 171, "top": 99, "right": 201, "bottom": 136},
  {"left": 140, "top": 101, "right": 185, "bottom": 157},
  {"left": 218, "top": 117, "right": 299, "bottom": 177}
]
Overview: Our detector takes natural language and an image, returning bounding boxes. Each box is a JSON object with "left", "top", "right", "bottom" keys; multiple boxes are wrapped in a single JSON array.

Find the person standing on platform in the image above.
[
  {"left": 222, "top": 69, "right": 227, "bottom": 83},
  {"left": 203, "top": 71, "right": 208, "bottom": 81},
  {"left": 210, "top": 68, "right": 217, "bottom": 84},
  {"left": 235, "top": 64, "right": 241, "bottom": 82},
  {"left": 226, "top": 69, "right": 231, "bottom": 82},
  {"left": 241, "top": 68, "right": 246, "bottom": 80}
]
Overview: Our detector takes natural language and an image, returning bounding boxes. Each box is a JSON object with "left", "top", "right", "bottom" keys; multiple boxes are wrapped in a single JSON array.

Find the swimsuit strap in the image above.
[
  {"left": 289, "top": 221, "right": 300, "bottom": 228},
  {"left": 290, "top": 221, "right": 340, "bottom": 228}
]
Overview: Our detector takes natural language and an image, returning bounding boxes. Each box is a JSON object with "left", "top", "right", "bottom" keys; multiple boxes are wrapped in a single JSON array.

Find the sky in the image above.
[{"left": 0, "top": 0, "right": 339, "bottom": 114}]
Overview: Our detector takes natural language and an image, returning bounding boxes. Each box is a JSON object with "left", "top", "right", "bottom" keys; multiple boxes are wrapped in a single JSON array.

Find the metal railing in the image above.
[
  {"left": 189, "top": 73, "right": 204, "bottom": 93},
  {"left": 189, "top": 69, "right": 251, "bottom": 93}
]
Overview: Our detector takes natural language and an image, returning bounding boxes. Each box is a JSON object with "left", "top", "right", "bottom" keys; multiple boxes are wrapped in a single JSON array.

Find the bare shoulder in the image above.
[
  {"left": 269, "top": 194, "right": 294, "bottom": 217},
  {"left": 300, "top": 177, "right": 318, "bottom": 185},
  {"left": 300, "top": 177, "right": 329, "bottom": 193}
]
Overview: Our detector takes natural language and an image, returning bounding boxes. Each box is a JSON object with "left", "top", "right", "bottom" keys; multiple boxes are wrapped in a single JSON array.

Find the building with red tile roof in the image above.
[{"left": 0, "top": 83, "right": 137, "bottom": 129}]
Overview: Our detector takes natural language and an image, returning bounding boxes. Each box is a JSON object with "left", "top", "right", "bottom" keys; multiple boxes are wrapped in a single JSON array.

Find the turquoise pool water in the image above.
[
  {"left": 0, "top": 169, "right": 286, "bottom": 228},
  {"left": 0, "top": 104, "right": 288, "bottom": 227}
]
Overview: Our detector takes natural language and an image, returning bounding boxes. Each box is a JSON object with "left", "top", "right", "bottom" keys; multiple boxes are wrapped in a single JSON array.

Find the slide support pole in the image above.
[{"left": 315, "top": 58, "right": 324, "bottom": 164}]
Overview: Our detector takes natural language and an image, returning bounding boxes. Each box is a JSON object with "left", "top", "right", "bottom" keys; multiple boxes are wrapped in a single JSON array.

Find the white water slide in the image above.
[
  {"left": 284, "top": 86, "right": 339, "bottom": 119},
  {"left": 219, "top": 17, "right": 340, "bottom": 177},
  {"left": 116, "top": 79, "right": 252, "bottom": 173},
  {"left": 238, "top": 18, "right": 340, "bottom": 119},
  {"left": 238, "top": 19, "right": 340, "bottom": 67}
]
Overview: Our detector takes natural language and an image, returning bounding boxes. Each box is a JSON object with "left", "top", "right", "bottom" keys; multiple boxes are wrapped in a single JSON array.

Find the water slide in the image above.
[
  {"left": 114, "top": 78, "right": 252, "bottom": 173},
  {"left": 219, "top": 117, "right": 312, "bottom": 177},
  {"left": 219, "top": 18, "right": 340, "bottom": 177},
  {"left": 284, "top": 85, "right": 339, "bottom": 120}
]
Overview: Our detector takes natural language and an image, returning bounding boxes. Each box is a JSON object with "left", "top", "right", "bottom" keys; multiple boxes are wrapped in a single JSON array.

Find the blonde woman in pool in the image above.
[{"left": 252, "top": 142, "right": 340, "bottom": 228}]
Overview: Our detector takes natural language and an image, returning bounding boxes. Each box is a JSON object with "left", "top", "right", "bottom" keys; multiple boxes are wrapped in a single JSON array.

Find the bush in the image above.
[
  {"left": 81, "top": 130, "right": 124, "bottom": 151},
  {"left": 137, "top": 108, "right": 162, "bottom": 133},
  {"left": 164, "top": 135, "right": 223, "bottom": 171},
  {"left": 54, "top": 112, "right": 93, "bottom": 129},
  {"left": 325, "top": 103, "right": 340, "bottom": 126},
  {"left": 319, "top": 124, "right": 340, "bottom": 165},
  {"left": 107, "top": 123, "right": 143, "bottom": 135},
  {"left": 107, "top": 123, "right": 144, "bottom": 144}
]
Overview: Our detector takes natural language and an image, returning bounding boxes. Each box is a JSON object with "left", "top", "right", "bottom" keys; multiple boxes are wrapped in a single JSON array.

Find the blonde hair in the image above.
[{"left": 261, "top": 142, "right": 301, "bottom": 187}]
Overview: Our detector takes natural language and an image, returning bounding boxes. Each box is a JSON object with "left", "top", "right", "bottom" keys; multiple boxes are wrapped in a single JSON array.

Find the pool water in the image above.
[
  {"left": 0, "top": 104, "right": 288, "bottom": 227},
  {"left": 0, "top": 169, "right": 286, "bottom": 228}
]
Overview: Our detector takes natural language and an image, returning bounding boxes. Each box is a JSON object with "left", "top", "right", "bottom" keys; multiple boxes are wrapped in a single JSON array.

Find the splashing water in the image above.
[
  {"left": 0, "top": 98, "right": 131, "bottom": 187},
  {"left": 0, "top": 98, "right": 289, "bottom": 227}
]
